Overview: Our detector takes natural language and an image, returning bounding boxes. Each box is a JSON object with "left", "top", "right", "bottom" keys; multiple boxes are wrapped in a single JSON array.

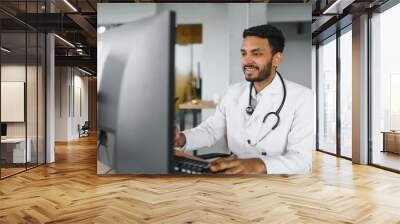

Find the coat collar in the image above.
[
  {"left": 254, "top": 73, "right": 282, "bottom": 97},
  {"left": 238, "top": 72, "right": 282, "bottom": 106},
  {"left": 244, "top": 73, "right": 283, "bottom": 126}
]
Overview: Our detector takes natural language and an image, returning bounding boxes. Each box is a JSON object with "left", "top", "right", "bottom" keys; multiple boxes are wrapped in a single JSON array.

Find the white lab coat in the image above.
[{"left": 182, "top": 74, "right": 315, "bottom": 174}]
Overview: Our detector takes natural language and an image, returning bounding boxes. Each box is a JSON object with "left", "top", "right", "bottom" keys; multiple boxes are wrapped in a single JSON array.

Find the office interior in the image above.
[
  {"left": 0, "top": 0, "right": 97, "bottom": 179},
  {"left": 1, "top": 0, "right": 400, "bottom": 223}
]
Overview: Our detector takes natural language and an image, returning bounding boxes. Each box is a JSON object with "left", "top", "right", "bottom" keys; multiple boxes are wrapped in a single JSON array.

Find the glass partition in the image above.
[
  {"left": 339, "top": 28, "right": 352, "bottom": 158},
  {"left": 1, "top": 30, "right": 28, "bottom": 177},
  {"left": 317, "top": 35, "right": 337, "bottom": 155},
  {"left": 370, "top": 3, "right": 400, "bottom": 171},
  {"left": 0, "top": 1, "right": 46, "bottom": 179}
]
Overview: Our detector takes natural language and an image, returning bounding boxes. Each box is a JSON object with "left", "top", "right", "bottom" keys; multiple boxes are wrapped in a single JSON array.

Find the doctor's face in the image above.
[{"left": 241, "top": 36, "right": 274, "bottom": 82}]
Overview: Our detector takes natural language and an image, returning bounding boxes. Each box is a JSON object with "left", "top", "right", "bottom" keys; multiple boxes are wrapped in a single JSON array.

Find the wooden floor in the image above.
[
  {"left": 0, "top": 167, "right": 26, "bottom": 178},
  {"left": 1, "top": 135, "right": 400, "bottom": 223},
  {"left": 372, "top": 151, "right": 400, "bottom": 171}
]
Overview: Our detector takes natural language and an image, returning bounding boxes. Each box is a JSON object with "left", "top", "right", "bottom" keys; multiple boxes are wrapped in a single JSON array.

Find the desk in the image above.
[
  {"left": 178, "top": 100, "right": 217, "bottom": 156},
  {"left": 382, "top": 131, "right": 400, "bottom": 154},
  {"left": 1, "top": 138, "right": 32, "bottom": 164},
  {"left": 178, "top": 100, "right": 216, "bottom": 131},
  {"left": 97, "top": 150, "right": 205, "bottom": 175}
]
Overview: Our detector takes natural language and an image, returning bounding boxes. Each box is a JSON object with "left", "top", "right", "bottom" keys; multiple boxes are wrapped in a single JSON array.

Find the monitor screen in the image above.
[{"left": 97, "top": 11, "right": 176, "bottom": 174}]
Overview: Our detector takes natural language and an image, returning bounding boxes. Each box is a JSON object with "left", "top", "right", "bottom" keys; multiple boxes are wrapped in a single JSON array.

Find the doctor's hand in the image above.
[
  {"left": 174, "top": 127, "right": 186, "bottom": 148},
  {"left": 209, "top": 156, "right": 267, "bottom": 174}
]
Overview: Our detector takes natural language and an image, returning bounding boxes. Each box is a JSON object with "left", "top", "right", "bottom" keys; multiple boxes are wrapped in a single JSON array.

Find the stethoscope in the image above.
[{"left": 245, "top": 70, "right": 287, "bottom": 131}]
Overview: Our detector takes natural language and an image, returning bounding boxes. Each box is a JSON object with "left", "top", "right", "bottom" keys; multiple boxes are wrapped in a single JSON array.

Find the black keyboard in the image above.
[{"left": 173, "top": 156, "right": 211, "bottom": 174}]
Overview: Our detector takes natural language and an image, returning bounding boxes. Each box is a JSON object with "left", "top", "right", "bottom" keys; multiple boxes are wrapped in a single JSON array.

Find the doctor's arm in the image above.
[
  {"left": 177, "top": 96, "right": 228, "bottom": 151},
  {"left": 262, "top": 90, "right": 314, "bottom": 174}
]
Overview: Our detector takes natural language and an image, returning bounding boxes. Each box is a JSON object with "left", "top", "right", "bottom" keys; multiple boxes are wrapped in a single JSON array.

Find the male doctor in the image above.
[{"left": 175, "top": 24, "right": 314, "bottom": 174}]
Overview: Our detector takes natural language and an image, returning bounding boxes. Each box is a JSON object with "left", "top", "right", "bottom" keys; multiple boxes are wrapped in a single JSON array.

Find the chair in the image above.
[{"left": 79, "top": 121, "right": 90, "bottom": 138}]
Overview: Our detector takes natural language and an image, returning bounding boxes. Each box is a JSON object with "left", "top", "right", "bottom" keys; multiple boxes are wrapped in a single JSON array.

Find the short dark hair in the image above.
[{"left": 243, "top": 24, "right": 285, "bottom": 55}]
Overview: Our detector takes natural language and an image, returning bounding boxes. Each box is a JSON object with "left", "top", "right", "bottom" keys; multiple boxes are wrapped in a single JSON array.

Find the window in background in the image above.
[
  {"left": 339, "top": 28, "right": 352, "bottom": 158},
  {"left": 318, "top": 36, "right": 337, "bottom": 155},
  {"left": 390, "top": 74, "right": 400, "bottom": 131},
  {"left": 371, "top": 2, "right": 400, "bottom": 171}
]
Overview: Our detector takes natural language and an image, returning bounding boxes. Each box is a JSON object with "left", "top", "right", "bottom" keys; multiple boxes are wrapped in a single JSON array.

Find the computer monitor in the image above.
[
  {"left": 1, "top": 123, "right": 7, "bottom": 137},
  {"left": 97, "top": 11, "right": 176, "bottom": 174}
]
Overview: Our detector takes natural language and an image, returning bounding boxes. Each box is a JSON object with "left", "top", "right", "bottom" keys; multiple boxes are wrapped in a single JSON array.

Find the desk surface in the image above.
[
  {"left": 179, "top": 100, "right": 216, "bottom": 109},
  {"left": 381, "top": 131, "right": 400, "bottom": 134},
  {"left": 97, "top": 150, "right": 207, "bottom": 174},
  {"left": 1, "top": 138, "right": 26, "bottom": 143}
]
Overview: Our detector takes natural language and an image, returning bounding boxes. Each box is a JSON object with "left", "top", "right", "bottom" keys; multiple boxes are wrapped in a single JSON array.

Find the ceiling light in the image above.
[
  {"left": 63, "top": 0, "right": 78, "bottom": 12},
  {"left": 78, "top": 67, "right": 92, "bottom": 76},
  {"left": 98, "top": 26, "right": 106, "bottom": 34},
  {"left": 54, "top": 34, "right": 75, "bottom": 48},
  {"left": 322, "top": 0, "right": 343, "bottom": 15},
  {"left": 1, "top": 47, "right": 11, "bottom": 53}
]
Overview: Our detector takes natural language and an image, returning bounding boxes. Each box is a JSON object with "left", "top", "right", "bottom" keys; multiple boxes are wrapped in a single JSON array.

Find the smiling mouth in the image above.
[{"left": 243, "top": 66, "right": 258, "bottom": 73}]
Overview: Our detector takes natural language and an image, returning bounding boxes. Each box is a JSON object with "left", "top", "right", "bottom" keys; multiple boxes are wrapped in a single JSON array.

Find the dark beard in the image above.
[{"left": 244, "top": 60, "right": 273, "bottom": 82}]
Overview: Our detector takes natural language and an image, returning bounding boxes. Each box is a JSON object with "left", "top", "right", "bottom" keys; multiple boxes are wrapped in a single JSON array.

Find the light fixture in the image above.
[
  {"left": 54, "top": 34, "right": 75, "bottom": 48},
  {"left": 1, "top": 47, "right": 11, "bottom": 53},
  {"left": 78, "top": 67, "right": 92, "bottom": 76},
  {"left": 76, "top": 48, "right": 84, "bottom": 55},
  {"left": 98, "top": 26, "right": 106, "bottom": 34},
  {"left": 322, "top": 0, "right": 344, "bottom": 15},
  {"left": 63, "top": 0, "right": 78, "bottom": 12}
]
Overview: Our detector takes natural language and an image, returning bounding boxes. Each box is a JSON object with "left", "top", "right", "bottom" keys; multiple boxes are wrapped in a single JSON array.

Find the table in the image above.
[
  {"left": 178, "top": 100, "right": 217, "bottom": 156},
  {"left": 1, "top": 138, "right": 32, "bottom": 164},
  {"left": 178, "top": 100, "right": 216, "bottom": 131},
  {"left": 381, "top": 131, "right": 400, "bottom": 154}
]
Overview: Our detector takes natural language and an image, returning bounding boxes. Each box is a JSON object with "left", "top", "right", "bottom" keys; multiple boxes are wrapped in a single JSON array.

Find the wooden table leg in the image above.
[
  {"left": 179, "top": 110, "right": 186, "bottom": 131},
  {"left": 192, "top": 109, "right": 199, "bottom": 156},
  {"left": 192, "top": 109, "right": 199, "bottom": 127}
]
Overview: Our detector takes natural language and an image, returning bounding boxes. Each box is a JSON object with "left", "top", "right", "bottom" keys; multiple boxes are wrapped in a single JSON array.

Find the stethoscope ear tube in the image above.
[
  {"left": 246, "top": 71, "right": 287, "bottom": 145},
  {"left": 262, "top": 111, "right": 280, "bottom": 130}
]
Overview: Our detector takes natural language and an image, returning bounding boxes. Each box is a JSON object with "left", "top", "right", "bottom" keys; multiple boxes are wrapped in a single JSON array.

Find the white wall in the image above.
[
  {"left": 273, "top": 22, "right": 312, "bottom": 88},
  {"left": 228, "top": 4, "right": 312, "bottom": 88},
  {"left": 97, "top": 3, "right": 312, "bottom": 123},
  {"left": 55, "top": 67, "right": 89, "bottom": 141},
  {"left": 2, "top": 63, "right": 47, "bottom": 163},
  {"left": 72, "top": 74, "right": 89, "bottom": 137},
  {"left": 97, "top": 3, "right": 157, "bottom": 25},
  {"left": 55, "top": 67, "right": 68, "bottom": 141}
]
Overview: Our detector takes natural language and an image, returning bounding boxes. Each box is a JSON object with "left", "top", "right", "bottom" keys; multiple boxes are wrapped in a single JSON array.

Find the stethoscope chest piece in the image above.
[{"left": 245, "top": 106, "right": 254, "bottom": 115}]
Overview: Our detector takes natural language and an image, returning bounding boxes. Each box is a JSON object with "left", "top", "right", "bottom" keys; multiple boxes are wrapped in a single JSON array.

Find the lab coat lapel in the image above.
[
  {"left": 246, "top": 74, "right": 283, "bottom": 143},
  {"left": 238, "top": 84, "right": 251, "bottom": 122},
  {"left": 245, "top": 74, "right": 281, "bottom": 127},
  {"left": 245, "top": 92, "right": 274, "bottom": 127}
]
